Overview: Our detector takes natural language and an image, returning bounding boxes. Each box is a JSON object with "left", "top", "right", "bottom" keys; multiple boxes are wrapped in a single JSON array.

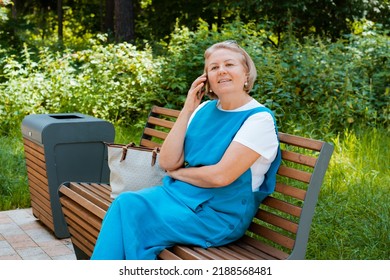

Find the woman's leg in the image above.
[
  {"left": 91, "top": 186, "right": 253, "bottom": 260},
  {"left": 91, "top": 186, "right": 196, "bottom": 260}
]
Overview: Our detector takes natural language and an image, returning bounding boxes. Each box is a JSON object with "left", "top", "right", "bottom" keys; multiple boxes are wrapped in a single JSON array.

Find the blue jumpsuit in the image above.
[{"left": 91, "top": 100, "right": 281, "bottom": 260}]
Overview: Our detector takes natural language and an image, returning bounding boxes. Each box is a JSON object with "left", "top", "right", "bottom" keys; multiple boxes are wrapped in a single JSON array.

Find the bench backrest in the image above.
[
  {"left": 248, "top": 132, "right": 333, "bottom": 259},
  {"left": 138, "top": 106, "right": 333, "bottom": 259},
  {"left": 140, "top": 106, "right": 180, "bottom": 148}
]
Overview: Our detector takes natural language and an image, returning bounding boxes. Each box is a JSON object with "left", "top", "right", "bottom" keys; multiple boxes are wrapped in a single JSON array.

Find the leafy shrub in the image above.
[
  {"left": 0, "top": 20, "right": 388, "bottom": 138},
  {"left": 0, "top": 35, "right": 165, "bottom": 134},
  {"left": 155, "top": 20, "right": 271, "bottom": 108},
  {"left": 157, "top": 20, "right": 389, "bottom": 136}
]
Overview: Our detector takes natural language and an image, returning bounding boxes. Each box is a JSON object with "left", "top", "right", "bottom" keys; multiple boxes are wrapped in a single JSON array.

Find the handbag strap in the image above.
[
  {"left": 120, "top": 143, "right": 136, "bottom": 162},
  {"left": 150, "top": 147, "right": 161, "bottom": 166},
  {"left": 118, "top": 143, "right": 160, "bottom": 166}
]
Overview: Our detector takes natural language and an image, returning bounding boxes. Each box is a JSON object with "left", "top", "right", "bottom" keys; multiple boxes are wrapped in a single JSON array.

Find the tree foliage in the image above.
[
  {"left": 0, "top": 1, "right": 389, "bottom": 137},
  {"left": 156, "top": 20, "right": 389, "bottom": 135},
  {"left": 1, "top": 0, "right": 389, "bottom": 49},
  {"left": 1, "top": 20, "right": 388, "bottom": 137}
]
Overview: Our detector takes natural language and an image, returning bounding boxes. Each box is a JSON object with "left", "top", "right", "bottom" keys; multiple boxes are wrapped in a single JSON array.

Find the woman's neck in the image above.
[{"left": 218, "top": 93, "right": 253, "bottom": 110}]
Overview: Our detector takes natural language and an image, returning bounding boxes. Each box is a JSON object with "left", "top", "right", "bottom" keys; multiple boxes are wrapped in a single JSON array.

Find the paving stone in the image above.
[
  {"left": 17, "top": 246, "right": 51, "bottom": 260},
  {"left": 0, "top": 209, "right": 75, "bottom": 260}
]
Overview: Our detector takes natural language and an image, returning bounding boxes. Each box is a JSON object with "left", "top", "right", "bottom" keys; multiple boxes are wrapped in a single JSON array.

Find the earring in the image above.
[
  {"left": 209, "top": 89, "right": 213, "bottom": 93},
  {"left": 244, "top": 82, "right": 249, "bottom": 89}
]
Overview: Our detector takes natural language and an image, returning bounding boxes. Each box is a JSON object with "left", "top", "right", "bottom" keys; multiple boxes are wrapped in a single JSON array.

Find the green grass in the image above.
[
  {"left": 306, "top": 128, "right": 390, "bottom": 259},
  {"left": 0, "top": 125, "right": 388, "bottom": 259},
  {"left": 0, "top": 131, "right": 30, "bottom": 210},
  {"left": 114, "top": 124, "right": 143, "bottom": 144}
]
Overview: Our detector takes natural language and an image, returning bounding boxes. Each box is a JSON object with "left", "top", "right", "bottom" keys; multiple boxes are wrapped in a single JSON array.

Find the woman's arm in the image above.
[
  {"left": 159, "top": 74, "right": 207, "bottom": 171},
  {"left": 167, "top": 141, "right": 261, "bottom": 188},
  {"left": 167, "top": 112, "right": 278, "bottom": 188},
  {"left": 158, "top": 109, "right": 191, "bottom": 171}
]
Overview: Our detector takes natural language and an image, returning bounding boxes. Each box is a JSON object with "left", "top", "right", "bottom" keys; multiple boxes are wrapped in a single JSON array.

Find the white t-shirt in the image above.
[{"left": 189, "top": 99, "right": 279, "bottom": 191}]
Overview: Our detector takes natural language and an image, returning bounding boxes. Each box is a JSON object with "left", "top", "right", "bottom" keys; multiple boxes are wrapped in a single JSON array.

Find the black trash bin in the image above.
[{"left": 21, "top": 113, "right": 115, "bottom": 238}]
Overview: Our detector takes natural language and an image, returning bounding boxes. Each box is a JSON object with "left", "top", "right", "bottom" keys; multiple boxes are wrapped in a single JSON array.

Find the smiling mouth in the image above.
[{"left": 218, "top": 79, "right": 231, "bottom": 83}]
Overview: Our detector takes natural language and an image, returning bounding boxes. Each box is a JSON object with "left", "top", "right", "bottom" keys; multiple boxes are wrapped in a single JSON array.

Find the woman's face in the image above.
[{"left": 205, "top": 48, "right": 247, "bottom": 97}]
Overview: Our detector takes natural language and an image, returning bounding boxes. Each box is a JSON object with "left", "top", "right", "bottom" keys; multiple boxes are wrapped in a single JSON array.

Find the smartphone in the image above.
[{"left": 197, "top": 76, "right": 208, "bottom": 99}]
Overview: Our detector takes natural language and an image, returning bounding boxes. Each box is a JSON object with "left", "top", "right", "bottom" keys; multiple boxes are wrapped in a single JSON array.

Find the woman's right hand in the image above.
[
  {"left": 182, "top": 73, "right": 207, "bottom": 113},
  {"left": 160, "top": 73, "right": 207, "bottom": 171}
]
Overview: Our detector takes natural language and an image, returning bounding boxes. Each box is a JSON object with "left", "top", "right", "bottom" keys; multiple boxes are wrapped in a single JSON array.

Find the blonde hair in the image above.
[{"left": 204, "top": 40, "right": 257, "bottom": 98}]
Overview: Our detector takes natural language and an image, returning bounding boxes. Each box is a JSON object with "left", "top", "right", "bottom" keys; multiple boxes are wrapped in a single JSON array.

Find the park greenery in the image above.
[
  {"left": 0, "top": 20, "right": 388, "bottom": 136},
  {"left": 0, "top": 1, "right": 389, "bottom": 259}
]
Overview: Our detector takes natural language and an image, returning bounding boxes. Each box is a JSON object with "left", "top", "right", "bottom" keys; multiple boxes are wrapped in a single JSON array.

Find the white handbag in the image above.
[{"left": 106, "top": 143, "right": 166, "bottom": 198}]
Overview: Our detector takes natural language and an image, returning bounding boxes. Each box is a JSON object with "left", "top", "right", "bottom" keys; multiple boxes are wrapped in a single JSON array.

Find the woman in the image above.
[{"left": 91, "top": 40, "right": 281, "bottom": 260}]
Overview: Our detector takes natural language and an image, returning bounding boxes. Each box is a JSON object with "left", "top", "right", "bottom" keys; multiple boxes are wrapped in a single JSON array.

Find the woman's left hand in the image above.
[{"left": 166, "top": 142, "right": 261, "bottom": 188}]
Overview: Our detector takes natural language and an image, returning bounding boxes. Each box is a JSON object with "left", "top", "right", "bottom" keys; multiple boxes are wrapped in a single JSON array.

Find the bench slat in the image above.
[
  {"left": 60, "top": 197, "right": 103, "bottom": 232},
  {"left": 248, "top": 223, "right": 295, "bottom": 250},
  {"left": 238, "top": 236, "right": 289, "bottom": 259},
  {"left": 63, "top": 214, "right": 100, "bottom": 247},
  {"left": 139, "top": 138, "right": 163, "bottom": 148},
  {"left": 76, "top": 183, "right": 110, "bottom": 202},
  {"left": 158, "top": 249, "right": 183, "bottom": 260},
  {"left": 89, "top": 183, "right": 112, "bottom": 197},
  {"left": 68, "top": 182, "right": 111, "bottom": 211},
  {"left": 63, "top": 208, "right": 99, "bottom": 249},
  {"left": 232, "top": 241, "right": 276, "bottom": 260},
  {"left": 225, "top": 244, "right": 264, "bottom": 259},
  {"left": 256, "top": 210, "right": 299, "bottom": 234},
  {"left": 277, "top": 165, "right": 312, "bottom": 183},
  {"left": 275, "top": 182, "right": 306, "bottom": 200},
  {"left": 202, "top": 246, "right": 251, "bottom": 260},
  {"left": 281, "top": 150, "right": 317, "bottom": 167},
  {"left": 262, "top": 196, "right": 302, "bottom": 217},
  {"left": 151, "top": 106, "right": 181, "bottom": 118},
  {"left": 195, "top": 247, "right": 238, "bottom": 260},
  {"left": 279, "top": 132, "right": 323, "bottom": 151},
  {"left": 79, "top": 183, "right": 112, "bottom": 204},
  {"left": 192, "top": 247, "right": 225, "bottom": 260},
  {"left": 147, "top": 116, "right": 175, "bottom": 129},
  {"left": 171, "top": 246, "right": 209, "bottom": 260},
  {"left": 69, "top": 232, "right": 94, "bottom": 257},
  {"left": 59, "top": 186, "right": 106, "bottom": 220},
  {"left": 142, "top": 127, "right": 169, "bottom": 141}
]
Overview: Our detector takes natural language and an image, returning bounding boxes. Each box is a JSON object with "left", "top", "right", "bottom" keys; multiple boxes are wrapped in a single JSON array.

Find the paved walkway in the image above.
[{"left": 0, "top": 208, "right": 76, "bottom": 260}]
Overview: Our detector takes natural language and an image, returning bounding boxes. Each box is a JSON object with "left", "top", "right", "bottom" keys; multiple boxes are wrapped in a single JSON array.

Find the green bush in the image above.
[
  {"left": 0, "top": 20, "right": 388, "bottom": 138},
  {"left": 270, "top": 33, "right": 390, "bottom": 135},
  {"left": 156, "top": 20, "right": 389, "bottom": 136},
  {"left": 0, "top": 35, "right": 165, "bottom": 134},
  {"left": 155, "top": 20, "right": 271, "bottom": 108}
]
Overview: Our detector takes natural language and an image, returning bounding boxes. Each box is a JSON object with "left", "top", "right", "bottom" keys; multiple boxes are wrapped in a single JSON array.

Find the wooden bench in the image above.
[{"left": 58, "top": 105, "right": 334, "bottom": 260}]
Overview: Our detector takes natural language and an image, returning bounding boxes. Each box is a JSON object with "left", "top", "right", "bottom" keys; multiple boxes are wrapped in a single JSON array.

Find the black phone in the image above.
[{"left": 197, "top": 76, "right": 208, "bottom": 99}]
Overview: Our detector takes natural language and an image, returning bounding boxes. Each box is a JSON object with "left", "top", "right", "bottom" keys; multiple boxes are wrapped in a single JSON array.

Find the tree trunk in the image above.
[
  {"left": 114, "top": 0, "right": 135, "bottom": 43},
  {"left": 105, "top": 0, "right": 115, "bottom": 34},
  {"left": 11, "top": 0, "right": 19, "bottom": 19}
]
